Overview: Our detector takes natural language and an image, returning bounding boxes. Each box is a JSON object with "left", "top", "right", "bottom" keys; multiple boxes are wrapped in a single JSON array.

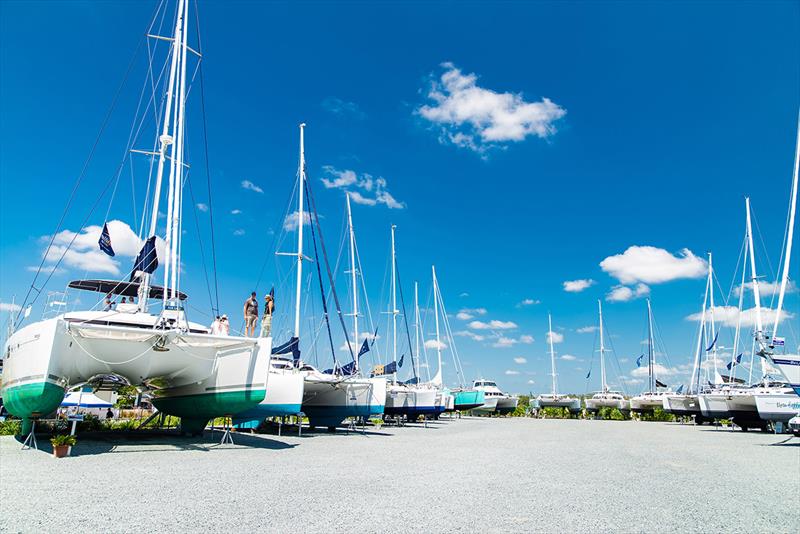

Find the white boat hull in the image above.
[
  {"left": 755, "top": 393, "right": 800, "bottom": 423},
  {"left": 301, "top": 374, "right": 386, "bottom": 429},
  {"left": 769, "top": 354, "right": 800, "bottom": 396},
  {"left": 698, "top": 393, "right": 731, "bottom": 419},
  {"left": 536, "top": 395, "right": 581, "bottom": 413},
  {"left": 385, "top": 383, "right": 437, "bottom": 418},
  {"left": 662, "top": 394, "right": 700, "bottom": 417},
  {"left": 472, "top": 396, "right": 499, "bottom": 414}
]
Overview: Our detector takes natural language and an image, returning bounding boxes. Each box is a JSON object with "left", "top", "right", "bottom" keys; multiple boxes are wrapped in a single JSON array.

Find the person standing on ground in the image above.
[
  {"left": 243, "top": 292, "right": 258, "bottom": 337},
  {"left": 260, "top": 294, "right": 275, "bottom": 337}
]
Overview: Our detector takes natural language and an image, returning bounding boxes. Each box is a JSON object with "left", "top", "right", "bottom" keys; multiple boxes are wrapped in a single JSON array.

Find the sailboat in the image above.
[
  {"left": 414, "top": 276, "right": 453, "bottom": 418},
  {"left": 382, "top": 228, "right": 437, "bottom": 421},
  {"left": 629, "top": 299, "right": 670, "bottom": 413},
  {"left": 663, "top": 253, "right": 714, "bottom": 422},
  {"left": 536, "top": 314, "right": 581, "bottom": 413},
  {"left": 283, "top": 125, "right": 386, "bottom": 431},
  {"left": 1, "top": 0, "right": 269, "bottom": 437},
  {"left": 585, "top": 300, "right": 627, "bottom": 413},
  {"left": 754, "top": 116, "right": 800, "bottom": 400}
]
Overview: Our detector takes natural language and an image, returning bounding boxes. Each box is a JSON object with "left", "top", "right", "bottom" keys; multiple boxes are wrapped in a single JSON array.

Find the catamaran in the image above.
[
  {"left": 585, "top": 301, "right": 627, "bottom": 413},
  {"left": 629, "top": 299, "right": 670, "bottom": 413},
  {"left": 1, "top": 0, "right": 269, "bottom": 437},
  {"left": 536, "top": 314, "right": 581, "bottom": 413}
]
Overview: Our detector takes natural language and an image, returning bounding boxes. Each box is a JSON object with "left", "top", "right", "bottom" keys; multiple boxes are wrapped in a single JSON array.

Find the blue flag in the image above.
[
  {"left": 676, "top": 384, "right": 684, "bottom": 394},
  {"left": 358, "top": 339, "right": 370, "bottom": 358},
  {"left": 585, "top": 370, "right": 591, "bottom": 379},
  {"left": 706, "top": 331, "right": 719, "bottom": 352},
  {"left": 384, "top": 361, "right": 397, "bottom": 374},
  {"left": 636, "top": 354, "right": 644, "bottom": 367},
  {"left": 130, "top": 236, "right": 158, "bottom": 280},
  {"left": 398, "top": 354, "right": 404, "bottom": 368},
  {"left": 726, "top": 353, "right": 743, "bottom": 370},
  {"left": 98, "top": 223, "right": 115, "bottom": 257}
]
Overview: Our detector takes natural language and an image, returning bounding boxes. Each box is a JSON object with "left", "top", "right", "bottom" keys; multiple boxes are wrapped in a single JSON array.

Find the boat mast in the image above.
[
  {"left": 139, "top": 0, "right": 185, "bottom": 312},
  {"left": 548, "top": 313, "right": 557, "bottom": 396},
  {"left": 391, "top": 224, "right": 398, "bottom": 384},
  {"left": 731, "top": 243, "right": 747, "bottom": 384},
  {"left": 414, "top": 281, "right": 421, "bottom": 380},
  {"left": 745, "top": 197, "right": 765, "bottom": 354},
  {"left": 707, "top": 254, "right": 718, "bottom": 382},
  {"left": 646, "top": 299, "right": 655, "bottom": 392},
  {"left": 598, "top": 299, "right": 607, "bottom": 393},
  {"left": 293, "top": 123, "right": 307, "bottom": 340},
  {"left": 690, "top": 258, "right": 711, "bottom": 393},
  {"left": 432, "top": 266, "right": 442, "bottom": 387},
  {"left": 771, "top": 114, "right": 799, "bottom": 342},
  {"left": 346, "top": 193, "right": 359, "bottom": 373}
]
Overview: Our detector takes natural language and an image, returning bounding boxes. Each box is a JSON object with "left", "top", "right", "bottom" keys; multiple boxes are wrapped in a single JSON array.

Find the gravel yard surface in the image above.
[{"left": 1, "top": 417, "right": 798, "bottom": 533}]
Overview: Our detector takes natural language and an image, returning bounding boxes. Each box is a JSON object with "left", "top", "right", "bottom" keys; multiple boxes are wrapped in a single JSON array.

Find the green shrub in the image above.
[
  {"left": 0, "top": 419, "right": 22, "bottom": 435},
  {"left": 50, "top": 434, "right": 77, "bottom": 446}
]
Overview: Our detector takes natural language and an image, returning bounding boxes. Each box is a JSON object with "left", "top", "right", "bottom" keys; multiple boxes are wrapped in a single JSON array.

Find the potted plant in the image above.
[{"left": 50, "top": 434, "right": 76, "bottom": 458}]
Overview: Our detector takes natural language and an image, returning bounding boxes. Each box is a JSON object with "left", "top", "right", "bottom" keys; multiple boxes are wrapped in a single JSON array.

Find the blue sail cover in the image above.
[
  {"left": 272, "top": 336, "right": 301, "bottom": 365},
  {"left": 130, "top": 236, "right": 158, "bottom": 280}
]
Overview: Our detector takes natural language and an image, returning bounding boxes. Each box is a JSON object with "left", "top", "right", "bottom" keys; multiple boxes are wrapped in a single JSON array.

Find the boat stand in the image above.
[
  {"left": 21, "top": 420, "right": 38, "bottom": 450},
  {"left": 219, "top": 417, "right": 234, "bottom": 445}
]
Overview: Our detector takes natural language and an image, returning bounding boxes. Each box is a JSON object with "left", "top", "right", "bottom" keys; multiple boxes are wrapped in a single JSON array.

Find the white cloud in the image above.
[
  {"left": 600, "top": 246, "right": 707, "bottom": 285},
  {"left": 459, "top": 292, "right": 469, "bottom": 298},
  {"left": 233, "top": 229, "right": 245, "bottom": 236},
  {"left": 631, "top": 363, "right": 678, "bottom": 377},
  {"left": 513, "top": 357, "right": 527, "bottom": 364},
  {"left": 606, "top": 283, "right": 650, "bottom": 302},
  {"left": 424, "top": 339, "right": 447, "bottom": 350},
  {"left": 231, "top": 209, "right": 242, "bottom": 215},
  {"left": 0, "top": 302, "right": 21, "bottom": 312},
  {"left": 563, "top": 279, "right": 595, "bottom": 293},
  {"left": 527, "top": 379, "right": 535, "bottom": 385},
  {"left": 493, "top": 336, "right": 518, "bottom": 348},
  {"left": 456, "top": 307, "right": 487, "bottom": 320},
  {"left": 517, "top": 298, "right": 540, "bottom": 307},
  {"left": 283, "top": 210, "right": 312, "bottom": 232},
  {"left": 241, "top": 180, "right": 264, "bottom": 194},
  {"left": 469, "top": 319, "right": 517, "bottom": 330},
  {"left": 321, "top": 166, "right": 405, "bottom": 209},
  {"left": 546, "top": 330, "right": 564, "bottom": 344},
  {"left": 454, "top": 330, "right": 486, "bottom": 342},
  {"left": 417, "top": 62, "right": 566, "bottom": 154},
  {"left": 560, "top": 354, "right": 577, "bottom": 361},
  {"left": 734, "top": 281, "right": 797, "bottom": 297},
  {"left": 40, "top": 220, "right": 165, "bottom": 276},
  {"left": 504, "top": 370, "right": 520, "bottom": 376},
  {"left": 686, "top": 305, "right": 794, "bottom": 329},
  {"left": 577, "top": 326, "right": 598, "bottom": 334},
  {"left": 519, "top": 335, "right": 534, "bottom": 344},
  {"left": 196, "top": 203, "right": 208, "bottom": 212}
]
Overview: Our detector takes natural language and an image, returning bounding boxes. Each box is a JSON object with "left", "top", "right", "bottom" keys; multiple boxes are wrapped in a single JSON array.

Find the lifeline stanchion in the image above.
[{"left": 21, "top": 420, "right": 38, "bottom": 450}]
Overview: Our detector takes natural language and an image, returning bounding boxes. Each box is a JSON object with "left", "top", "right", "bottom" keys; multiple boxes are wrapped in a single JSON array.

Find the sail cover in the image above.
[
  {"left": 130, "top": 236, "right": 159, "bottom": 280},
  {"left": 272, "top": 336, "right": 301, "bottom": 365}
]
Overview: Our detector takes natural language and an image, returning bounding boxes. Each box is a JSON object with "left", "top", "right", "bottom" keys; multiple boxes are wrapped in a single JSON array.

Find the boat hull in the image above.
[
  {"left": 452, "top": 389, "right": 485, "bottom": 411},
  {"left": 301, "top": 376, "right": 386, "bottom": 429},
  {"left": 472, "top": 396, "right": 499, "bottom": 414},
  {"left": 496, "top": 395, "right": 519, "bottom": 415},
  {"left": 151, "top": 338, "right": 268, "bottom": 434},
  {"left": 769, "top": 355, "right": 800, "bottom": 396},
  {"left": 754, "top": 393, "right": 800, "bottom": 423},
  {"left": 233, "top": 367, "right": 305, "bottom": 429},
  {"left": 586, "top": 397, "right": 628, "bottom": 412},
  {"left": 384, "top": 384, "right": 437, "bottom": 417},
  {"left": 630, "top": 393, "right": 667, "bottom": 413},
  {"left": 536, "top": 395, "right": 581, "bottom": 413},
  {"left": 662, "top": 395, "right": 701, "bottom": 417},
  {"left": 698, "top": 393, "right": 731, "bottom": 420}
]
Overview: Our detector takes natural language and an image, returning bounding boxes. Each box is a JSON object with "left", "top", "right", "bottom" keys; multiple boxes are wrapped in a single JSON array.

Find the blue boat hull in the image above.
[{"left": 233, "top": 403, "right": 303, "bottom": 429}]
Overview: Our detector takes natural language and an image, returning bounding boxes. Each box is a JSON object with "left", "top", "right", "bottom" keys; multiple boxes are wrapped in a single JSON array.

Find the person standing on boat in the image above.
[
  {"left": 243, "top": 292, "right": 258, "bottom": 337},
  {"left": 103, "top": 294, "right": 114, "bottom": 311},
  {"left": 260, "top": 293, "right": 274, "bottom": 338},
  {"left": 220, "top": 314, "right": 230, "bottom": 335},
  {"left": 210, "top": 316, "right": 221, "bottom": 335}
]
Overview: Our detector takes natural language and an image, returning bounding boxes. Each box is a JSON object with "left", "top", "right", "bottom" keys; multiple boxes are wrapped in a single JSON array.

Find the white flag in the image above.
[
  {"left": 23, "top": 305, "right": 32, "bottom": 318},
  {"left": 773, "top": 337, "right": 785, "bottom": 347}
]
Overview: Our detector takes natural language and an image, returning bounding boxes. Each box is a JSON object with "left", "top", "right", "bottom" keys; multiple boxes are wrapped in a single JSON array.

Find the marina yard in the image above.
[{"left": 1, "top": 417, "right": 798, "bottom": 533}]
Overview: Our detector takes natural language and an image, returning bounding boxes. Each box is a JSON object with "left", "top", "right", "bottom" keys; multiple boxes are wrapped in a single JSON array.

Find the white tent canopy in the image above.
[{"left": 61, "top": 391, "right": 113, "bottom": 408}]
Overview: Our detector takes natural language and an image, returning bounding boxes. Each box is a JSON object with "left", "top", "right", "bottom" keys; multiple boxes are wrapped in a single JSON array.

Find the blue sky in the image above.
[{"left": 1, "top": 1, "right": 798, "bottom": 395}]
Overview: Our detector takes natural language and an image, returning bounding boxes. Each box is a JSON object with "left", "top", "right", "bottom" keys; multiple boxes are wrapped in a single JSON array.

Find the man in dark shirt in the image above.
[{"left": 243, "top": 292, "right": 258, "bottom": 337}]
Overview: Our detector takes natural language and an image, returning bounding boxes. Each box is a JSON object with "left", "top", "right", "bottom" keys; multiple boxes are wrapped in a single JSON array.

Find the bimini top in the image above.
[{"left": 68, "top": 279, "right": 188, "bottom": 301}]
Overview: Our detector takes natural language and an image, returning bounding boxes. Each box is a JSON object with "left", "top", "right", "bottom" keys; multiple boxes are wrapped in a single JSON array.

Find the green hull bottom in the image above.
[
  {"left": 152, "top": 389, "right": 266, "bottom": 436},
  {"left": 2, "top": 381, "right": 66, "bottom": 435}
]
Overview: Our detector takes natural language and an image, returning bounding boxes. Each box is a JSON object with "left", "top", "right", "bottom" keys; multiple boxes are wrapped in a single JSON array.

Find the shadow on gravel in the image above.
[
  {"left": 764, "top": 436, "right": 799, "bottom": 447},
  {"left": 14, "top": 430, "right": 296, "bottom": 456}
]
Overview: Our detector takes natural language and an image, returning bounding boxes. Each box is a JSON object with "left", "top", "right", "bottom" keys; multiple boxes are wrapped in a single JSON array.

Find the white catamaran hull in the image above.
[
  {"left": 630, "top": 393, "right": 668, "bottom": 413},
  {"left": 536, "top": 395, "right": 581, "bottom": 413},
  {"left": 233, "top": 362, "right": 305, "bottom": 428},
  {"left": 472, "top": 396, "right": 499, "bottom": 414},
  {"left": 586, "top": 395, "right": 628, "bottom": 412},
  {"left": 496, "top": 395, "right": 519, "bottom": 415},
  {"left": 754, "top": 392, "right": 800, "bottom": 423},
  {"left": 698, "top": 393, "right": 731, "bottom": 420},
  {"left": 301, "top": 375, "right": 386, "bottom": 429},
  {"left": 385, "top": 383, "right": 437, "bottom": 418},
  {"left": 662, "top": 394, "right": 701, "bottom": 417}
]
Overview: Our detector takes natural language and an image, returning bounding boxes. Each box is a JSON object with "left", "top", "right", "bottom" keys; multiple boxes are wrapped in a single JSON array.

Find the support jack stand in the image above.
[
  {"left": 21, "top": 421, "right": 38, "bottom": 450},
  {"left": 219, "top": 418, "right": 234, "bottom": 445}
]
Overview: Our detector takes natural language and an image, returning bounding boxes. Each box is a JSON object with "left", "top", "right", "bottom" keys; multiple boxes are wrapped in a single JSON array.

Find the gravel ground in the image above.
[{"left": 1, "top": 417, "right": 798, "bottom": 533}]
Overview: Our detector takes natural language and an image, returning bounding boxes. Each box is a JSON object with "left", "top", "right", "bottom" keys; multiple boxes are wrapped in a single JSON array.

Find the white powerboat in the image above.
[{"left": 473, "top": 379, "right": 518, "bottom": 415}]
